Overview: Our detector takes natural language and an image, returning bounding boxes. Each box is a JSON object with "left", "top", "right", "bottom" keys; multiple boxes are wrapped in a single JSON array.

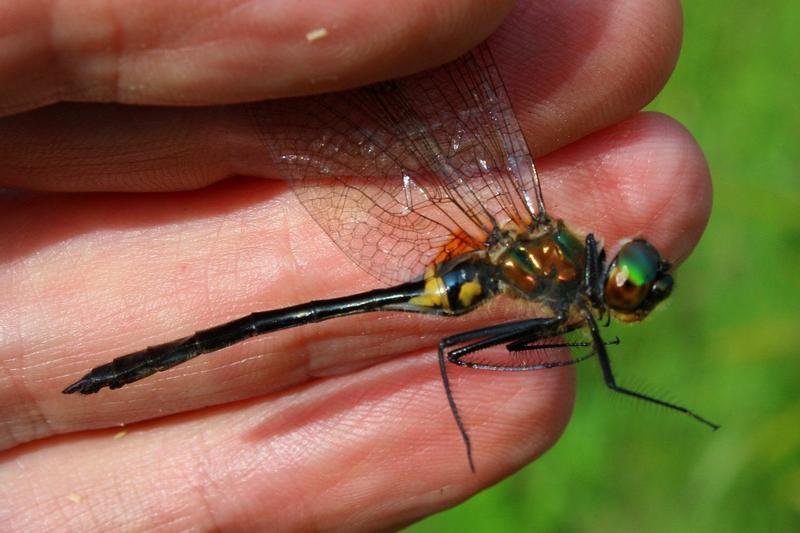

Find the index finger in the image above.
[{"left": 1, "top": 0, "right": 511, "bottom": 114}]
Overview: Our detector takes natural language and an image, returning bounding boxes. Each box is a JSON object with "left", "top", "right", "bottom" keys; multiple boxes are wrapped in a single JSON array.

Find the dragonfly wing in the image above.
[
  {"left": 250, "top": 42, "right": 544, "bottom": 284},
  {"left": 385, "top": 42, "right": 545, "bottom": 234}
]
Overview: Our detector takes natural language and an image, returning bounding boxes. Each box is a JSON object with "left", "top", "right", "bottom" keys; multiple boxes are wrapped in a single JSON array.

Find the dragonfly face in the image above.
[{"left": 602, "top": 240, "right": 674, "bottom": 323}]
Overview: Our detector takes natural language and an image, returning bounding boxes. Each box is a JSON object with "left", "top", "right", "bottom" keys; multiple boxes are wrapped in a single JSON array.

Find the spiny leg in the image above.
[
  {"left": 437, "top": 315, "right": 578, "bottom": 471},
  {"left": 583, "top": 233, "right": 605, "bottom": 309},
  {"left": 447, "top": 316, "right": 601, "bottom": 372},
  {"left": 580, "top": 306, "right": 720, "bottom": 430}
]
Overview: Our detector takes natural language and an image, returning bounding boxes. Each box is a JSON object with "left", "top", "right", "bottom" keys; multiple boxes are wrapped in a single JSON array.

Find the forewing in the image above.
[{"left": 250, "top": 42, "right": 543, "bottom": 284}]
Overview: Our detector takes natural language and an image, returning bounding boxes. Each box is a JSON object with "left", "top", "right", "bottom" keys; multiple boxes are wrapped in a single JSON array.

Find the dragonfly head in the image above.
[{"left": 602, "top": 240, "right": 673, "bottom": 322}]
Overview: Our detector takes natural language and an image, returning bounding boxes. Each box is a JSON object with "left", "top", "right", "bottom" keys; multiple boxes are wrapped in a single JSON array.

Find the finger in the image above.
[
  {"left": 1, "top": 112, "right": 711, "bottom": 448},
  {"left": 493, "top": 0, "right": 684, "bottom": 156},
  {"left": 543, "top": 112, "right": 712, "bottom": 264},
  {"left": 1, "top": 351, "right": 573, "bottom": 530},
  {"left": 0, "top": 0, "right": 683, "bottom": 191},
  {"left": 1, "top": 0, "right": 512, "bottom": 114}
]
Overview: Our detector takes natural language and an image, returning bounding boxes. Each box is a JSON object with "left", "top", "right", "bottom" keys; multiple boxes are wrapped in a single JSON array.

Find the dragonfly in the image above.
[{"left": 63, "top": 42, "right": 717, "bottom": 471}]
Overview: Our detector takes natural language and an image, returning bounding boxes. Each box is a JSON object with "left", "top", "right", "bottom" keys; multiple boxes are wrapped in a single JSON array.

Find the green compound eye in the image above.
[{"left": 604, "top": 240, "right": 673, "bottom": 322}]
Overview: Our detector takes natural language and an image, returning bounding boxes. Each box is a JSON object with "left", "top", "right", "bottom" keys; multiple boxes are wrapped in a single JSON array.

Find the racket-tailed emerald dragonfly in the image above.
[{"left": 63, "top": 42, "right": 717, "bottom": 471}]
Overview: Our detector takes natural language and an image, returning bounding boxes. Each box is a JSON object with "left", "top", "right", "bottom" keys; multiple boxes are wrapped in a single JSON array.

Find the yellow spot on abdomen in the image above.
[
  {"left": 409, "top": 273, "right": 449, "bottom": 310},
  {"left": 458, "top": 280, "right": 483, "bottom": 308}
]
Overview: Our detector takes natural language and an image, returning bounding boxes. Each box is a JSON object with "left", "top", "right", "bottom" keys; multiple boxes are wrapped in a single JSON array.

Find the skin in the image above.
[{"left": 0, "top": 0, "right": 712, "bottom": 530}]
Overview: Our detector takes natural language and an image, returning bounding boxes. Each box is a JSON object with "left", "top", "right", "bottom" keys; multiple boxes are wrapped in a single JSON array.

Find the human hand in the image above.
[{"left": 0, "top": 0, "right": 710, "bottom": 529}]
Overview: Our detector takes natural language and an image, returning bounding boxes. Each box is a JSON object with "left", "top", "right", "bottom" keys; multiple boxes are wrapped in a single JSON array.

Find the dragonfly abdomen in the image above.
[{"left": 63, "top": 282, "right": 427, "bottom": 394}]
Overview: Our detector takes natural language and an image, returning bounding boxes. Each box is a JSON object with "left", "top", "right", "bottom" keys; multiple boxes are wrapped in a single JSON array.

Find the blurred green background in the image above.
[{"left": 413, "top": 1, "right": 799, "bottom": 531}]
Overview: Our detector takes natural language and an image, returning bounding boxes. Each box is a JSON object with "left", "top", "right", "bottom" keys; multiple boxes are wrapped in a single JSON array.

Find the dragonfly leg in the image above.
[
  {"left": 446, "top": 315, "right": 593, "bottom": 372},
  {"left": 437, "top": 315, "right": 575, "bottom": 472},
  {"left": 506, "top": 334, "right": 620, "bottom": 354},
  {"left": 582, "top": 233, "right": 605, "bottom": 309},
  {"left": 580, "top": 306, "right": 720, "bottom": 430}
]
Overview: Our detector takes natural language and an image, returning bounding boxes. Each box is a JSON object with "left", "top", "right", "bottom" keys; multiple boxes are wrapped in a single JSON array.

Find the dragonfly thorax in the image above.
[{"left": 492, "top": 221, "right": 587, "bottom": 304}]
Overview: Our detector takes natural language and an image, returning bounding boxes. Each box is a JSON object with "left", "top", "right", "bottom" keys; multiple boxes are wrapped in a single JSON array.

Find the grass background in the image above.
[{"left": 412, "top": 1, "right": 800, "bottom": 531}]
